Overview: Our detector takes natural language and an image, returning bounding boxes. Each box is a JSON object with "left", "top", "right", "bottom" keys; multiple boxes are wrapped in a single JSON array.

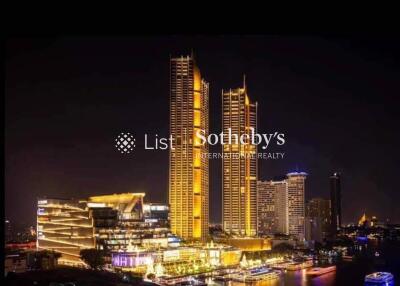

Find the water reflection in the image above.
[{"left": 209, "top": 269, "right": 336, "bottom": 286}]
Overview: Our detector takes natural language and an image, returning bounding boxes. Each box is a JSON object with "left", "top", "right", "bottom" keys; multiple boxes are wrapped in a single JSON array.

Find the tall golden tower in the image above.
[
  {"left": 222, "top": 78, "right": 258, "bottom": 236},
  {"left": 169, "top": 55, "right": 209, "bottom": 241}
]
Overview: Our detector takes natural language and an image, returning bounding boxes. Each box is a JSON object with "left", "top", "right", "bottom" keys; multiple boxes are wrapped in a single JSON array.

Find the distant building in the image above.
[
  {"left": 330, "top": 172, "right": 342, "bottom": 235},
  {"left": 305, "top": 198, "right": 331, "bottom": 242},
  {"left": 286, "top": 172, "right": 307, "bottom": 241},
  {"left": 257, "top": 179, "right": 288, "bottom": 235},
  {"left": 26, "top": 250, "right": 59, "bottom": 270},
  {"left": 257, "top": 172, "right": 307, "bottom": 241},
  {"left": 5, "top": 253, "right": 27, "bottom": 275},
  {"left": 5, "top": 220, "right": 12, "bottom": 243},
  {"left": 275, "top": 180, "right": 289, "bottom": 235},
  {"left": 371, "top": 216, "right": 378, "bottom": 227},
  {"left": 257, "top": 181, "right": 276, "bottom": 235},
  {"left": 358, "top": 212, "right": 369, "bottom": 227}
]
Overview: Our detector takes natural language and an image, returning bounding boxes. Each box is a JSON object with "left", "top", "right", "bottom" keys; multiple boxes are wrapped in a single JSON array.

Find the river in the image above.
[{"left": 206, "top": 240, "right": 400, "bottom": 286}]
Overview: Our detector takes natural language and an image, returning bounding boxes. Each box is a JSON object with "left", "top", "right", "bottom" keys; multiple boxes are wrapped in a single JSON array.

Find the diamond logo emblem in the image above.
[{"left": 115, "top": 133, "right": 135, "bottom": 154}]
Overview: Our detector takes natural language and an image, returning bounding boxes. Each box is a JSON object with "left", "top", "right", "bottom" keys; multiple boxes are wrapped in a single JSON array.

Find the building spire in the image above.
[{"left": 243, "top": 74, "right": 246, "bottom": 90}]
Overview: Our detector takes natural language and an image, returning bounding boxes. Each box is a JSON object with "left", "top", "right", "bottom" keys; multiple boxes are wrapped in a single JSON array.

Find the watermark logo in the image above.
[
  {"left": 115, "top": 133, "right": 135, "bottom": 154},
  {"left": 114, "top": 129, "right": 286, "bottom": 160}
]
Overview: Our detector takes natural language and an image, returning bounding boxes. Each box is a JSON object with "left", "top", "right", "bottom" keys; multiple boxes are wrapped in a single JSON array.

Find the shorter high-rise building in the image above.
[
  {"left": 286, "top": 172, "right": 307, "bottom": 241},
  {"left": 257, "top": 181, "right": 275, "bottom": 235},
  {"left": 305, "top": 198, "right": 331, "bottom": 242},
  {"left": 257, "top": 172, "right": 307, "bottom": 240},
  {"left": 275, "top": 180, "right": 289, "bottom": 235},
  {"left": 257, "top": 180, "right": 287, "bottom": 235}
]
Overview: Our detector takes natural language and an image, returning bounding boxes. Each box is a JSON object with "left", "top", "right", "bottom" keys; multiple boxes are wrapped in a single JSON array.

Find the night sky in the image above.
[{"left": 5, "top": 36, "right": 400, "bottom": 229}]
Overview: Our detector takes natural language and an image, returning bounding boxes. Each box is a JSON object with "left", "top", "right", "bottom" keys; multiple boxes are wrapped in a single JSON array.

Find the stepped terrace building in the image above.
[{"left": 37, "top": 193, "right": 172, "bottom": 266}]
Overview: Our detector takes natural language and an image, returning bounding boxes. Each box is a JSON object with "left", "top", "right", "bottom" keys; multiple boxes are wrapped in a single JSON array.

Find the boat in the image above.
[
  {"left": 286, "top": 260, "right": 313, "bottom": 270},
  {"left": 364, "top": 272, "right": 394, "bottom": 285},
  {"left": 305, "top": 265, "right": 336, "bottom": 277},
  {"left": 231, "top": 266, "right": 280, "bottom": 282},
  {"left": 159, "top": 276, "right": 207, "bottom": 286}
]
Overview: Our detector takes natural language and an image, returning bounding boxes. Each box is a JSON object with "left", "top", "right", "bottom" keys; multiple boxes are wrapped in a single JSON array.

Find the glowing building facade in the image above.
[
  {"left": 222, "top": 80, "right": 258, "bottom": 236},
  {"left": 37, "top": 198, "right": 95, "bottom": 266},
  {"left": 274, "top": 180, "right": 289, "bottom": 235},
  {"left": 257, "top": 180, "right": 276, "bottom": 235},
  {"left": 256, "top": 173, "right": 307, "bottom": 240},
  {"left": 111, "top": 243, "right": 241, "bottom": 273},
  {"left": 37, "top": 193, "right": 172, "bottom": 266},
  {"left": 169, "top": 55, "right": 209, "bottom": 241},
  {"left": 287, "top": 172, "right": 307, "bottom": 240},
  {"left": 88, "top": 193, "right": 171, "bottom": 251},
  {"left": 257, "top": 179, "right": 288, "bottom": 235}
]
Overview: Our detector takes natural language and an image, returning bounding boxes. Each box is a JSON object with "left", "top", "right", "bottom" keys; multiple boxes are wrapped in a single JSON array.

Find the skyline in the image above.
[{"left": 5, "top": 36, "right": 400, "bottom": 228}]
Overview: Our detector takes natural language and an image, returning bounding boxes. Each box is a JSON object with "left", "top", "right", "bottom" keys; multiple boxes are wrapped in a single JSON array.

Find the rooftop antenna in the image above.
[{"left": 243, "top": 74, "right": 246, "bottom": 90}]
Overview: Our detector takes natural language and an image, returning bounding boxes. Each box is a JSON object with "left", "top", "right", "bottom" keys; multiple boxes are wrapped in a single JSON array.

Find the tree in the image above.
[{"left": 80, "top": 249, "right": 105, "bottom": 270}]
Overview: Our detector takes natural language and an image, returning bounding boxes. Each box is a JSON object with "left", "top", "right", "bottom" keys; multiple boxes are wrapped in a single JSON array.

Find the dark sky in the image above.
[{"left": 5, "top": 36, "right": 400, "bottom": 229}]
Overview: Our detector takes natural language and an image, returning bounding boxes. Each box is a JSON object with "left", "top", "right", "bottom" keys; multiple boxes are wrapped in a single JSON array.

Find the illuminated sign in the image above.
[{"left": 112, "top": 252, "right": 153, "bottom": 267}]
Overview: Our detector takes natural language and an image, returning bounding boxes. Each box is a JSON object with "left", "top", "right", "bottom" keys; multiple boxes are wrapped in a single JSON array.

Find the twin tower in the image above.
[{"left": 169, "top": 54, "right": 257, "bottom": 241}]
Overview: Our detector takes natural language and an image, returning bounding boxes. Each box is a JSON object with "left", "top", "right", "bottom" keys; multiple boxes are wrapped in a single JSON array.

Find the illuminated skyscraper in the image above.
[
  {"left": 169, "top": 55, "right": 209, "bottom": 241},
  {"left": 330, "top": 172, "right": 341, "bottom": 235},
  {"left": 287, "top": 172, "right": 307, "bottom": 240},
  {"left": 222, "top": 79, "right": 258, "bottom": 236}
]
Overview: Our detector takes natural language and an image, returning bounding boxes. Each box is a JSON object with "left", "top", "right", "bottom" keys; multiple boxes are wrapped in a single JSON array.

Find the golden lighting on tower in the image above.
[
  {"left": 169, "top": 55, "right": 209, "bottom": 241},
  {"left": 222, "top": 78, "right": 258, "bottom": 237}
]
